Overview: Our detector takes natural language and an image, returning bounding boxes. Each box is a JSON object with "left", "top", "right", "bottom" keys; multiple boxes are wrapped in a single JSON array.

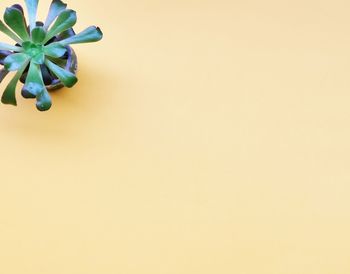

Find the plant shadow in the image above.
[{"left": 2, "top": 61, "right": 117, "bottom": 145}]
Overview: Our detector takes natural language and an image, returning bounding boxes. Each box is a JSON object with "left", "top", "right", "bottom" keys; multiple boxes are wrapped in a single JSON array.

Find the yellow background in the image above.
[{"left": 0, "top": 0, "right": 350, "bottom": 273}]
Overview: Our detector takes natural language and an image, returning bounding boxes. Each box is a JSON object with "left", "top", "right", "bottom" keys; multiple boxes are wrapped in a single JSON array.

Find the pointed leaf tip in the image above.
[
  {"left": 59, "top": 26, "right": 103, "bottom": 46},
  {"left": 44, "top": 9, "right": 77, "bottom": 43},
  {"left": 44, "top": 0, "right": 67, "bottom": 30},
  {"left": 1, "top": 59, "right": 29, "bottom": 106},
  {"left": 45, "top": 59, "right": 77, "bottom": 88}
]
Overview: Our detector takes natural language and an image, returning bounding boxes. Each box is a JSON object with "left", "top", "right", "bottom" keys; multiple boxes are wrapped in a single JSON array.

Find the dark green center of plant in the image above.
[{"left": 23, "top": 41, "right": 43, "bottom": 57}]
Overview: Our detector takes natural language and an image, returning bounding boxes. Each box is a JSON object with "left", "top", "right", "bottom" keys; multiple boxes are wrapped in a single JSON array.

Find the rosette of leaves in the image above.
[{"left": 0, "top": 0, "right": 103, "bottom": 111}]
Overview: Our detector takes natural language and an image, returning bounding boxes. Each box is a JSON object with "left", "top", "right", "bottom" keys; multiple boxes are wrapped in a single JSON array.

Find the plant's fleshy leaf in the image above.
[
  {"left": 4, "top": 53, "right": 29, "bottom": 71},
  {"left": 0, "top": 42, "right": 22, "bottom": 52},
  {"left": 21, "top": 40, "right": 32, "bottom": 51},
  {"left": 0, "top": 20, "right": 22, "bottom": 43},
  {"left": 0, "top": 50, "right": 12, "bottom": 65},
  {"left": 24, "top": 0, "right": 39, "bottom": 32},
  {"left": 47, "top": 55, "right": 66, "bottom": 66},
  {"left": 22, "top": 62, "right": 52, "bottom": 111},
  {"left": 44, "top": 9, "right": 77, "bottom": 43},
  {"left": 44, "top": 0, "right": 67, "bottom": 30},
  {"left": 11, "top": 4, "right": 24, "bottom": 14},
  {"left": 36, "top": 88, "right": 52, "bottom": 111},
  {"left": 22, "top": 61, "right": 44, "bottom": 98},
  {"left": 45, "top": 59, "right": 77, "bottom": 87},
  {"left": 4, "top": 7, "right": 30, "bottom": 41},
  {"left": 31, "top": 26, "right": 46, "bottom": 44},
  {"left": 1, "top": 59, "right": 29, "bottom": 105},
  {"left": 55, "top": 27, "right": 75, "bottom": 41},
  {"left": 60, "top": 26, "right": 103, "bottom": 46},
  {"left": 44, "top": 42, "right": 67, "bottom": 58},
  {"left": 32, "top": 52, "right": 45, "bottom": 64}
]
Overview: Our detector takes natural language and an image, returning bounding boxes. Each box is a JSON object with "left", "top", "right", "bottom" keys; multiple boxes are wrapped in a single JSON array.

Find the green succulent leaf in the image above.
[
  {"left": 44, "top": 0, "right": 67, "bottom": 30},
  {"left": 47, "top": 55, "right": 66, "bottom": 67},
  {"left": 4, "top": 7, "right": 30, "bottom": 41},
  {"left": 0, "top": 20, "right": 22, "bottom": 44},
  {"left": 36, "top": 88, "right": 52, "bottom": 111},
  {"left": 1, "top": 59, "right": 29, "bottom": 105},
  {"left": 45, "top": 59, "right": 77, "bottom": 87},
  {"left": 4, "top": 53, "right": 29, "bottom": 71},
  {"left": 0, "top": 42, "right": 23, "bottom": 52},
  {"left": 22, "top": 61, "right": 44, "bottom": 97},
  {"left": 44, "top": 9, "right": 77, "bottom": 43},
  {"left": 24, "top": 0, "right": 38, "bottom": 32},
  {"left": 32, "top": 52, "right": 45, "bottom": 64},
  {"left": 44, "top": 42, "right": 67, "bottom": 58},
  {"left": 59, "top": 26, "right": 103, "bottom": 46},
  {"left": 31, "top": 26, "right": 46, "bottom": 44},
  {"left": 22, "top": 62, "right": 52, "bottom": 111}
]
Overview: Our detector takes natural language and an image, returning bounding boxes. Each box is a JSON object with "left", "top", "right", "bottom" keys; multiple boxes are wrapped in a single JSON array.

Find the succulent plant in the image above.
[{"left": 0, "top": 0, "right": 103, "bottom": 111}]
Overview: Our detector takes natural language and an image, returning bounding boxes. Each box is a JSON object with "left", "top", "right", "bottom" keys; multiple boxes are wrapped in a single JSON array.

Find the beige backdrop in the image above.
[{"left": 0, "top": 0, "right": 350, "bottom": 273}]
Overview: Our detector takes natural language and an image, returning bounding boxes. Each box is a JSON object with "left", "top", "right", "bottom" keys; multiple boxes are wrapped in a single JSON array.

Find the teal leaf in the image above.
[
  {"left": 21, "top": 41, "right": 31, "bottom": 51},
  {"left": 36, "top": 89, "right": 52, "bottom": 111},
  {"left": 0, "top": 20, "right": 22, "bottom": 44},
  {"left": 1, "top": 59, "right": 29, "bottom": 105},
  {"left": 4, "top": 7, "right": 30, "bottom": 41},
  {"left": 44, "top": 42, "right": 67, "bottom": 58},
  {"left": 0, "top": 42, "right": 23, "bottom": 52},
  {"left": 44, "top": 9, "right": 77, "bottom": 43},
  {"left": 60, "top": 26, "right": 103, "bottom": 46},
  {"left": 31, "top": 26, "right": 46, "bottom": 44},
  {"left": 22, "top": 62, "right": 52, "bottom": 111},
  {"left": 45, "top": 59, "right": 77, "bottom": 87},
  {"left": 4, "top": 53, "right": 29, "bottom": 71},
  {"left": 47, "top": 55, "right": 66, "bottom": 67},
  {"left": 44, "top": 0, "right": 67, "bottom": 30},
  {"left": 24, "top": 0, "right": 39, "bottom": 32},
  {"left": 32, "top": 52, "right": 45, "bottom": 64},
  {"left": 22, "top": 62, "right": 44, "bottom": 98}
]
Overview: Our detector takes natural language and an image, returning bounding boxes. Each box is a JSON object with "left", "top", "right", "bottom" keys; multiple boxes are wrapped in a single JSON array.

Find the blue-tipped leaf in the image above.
[
  {"left": 24, "top": 0, "right": 39, "bottom": 32},
  {"left": 59, "top": 26, "right": 103, "bottom": 46},
  {"left": 44, "top": 9, "right": 77, "bottom": 43},
  {"left": 32, "top": 52, "right": 45, "bottom": 64},
  {"left": 45, "top": 59, "right": 77, "bottom": 87},
  {"left": 44, "top": 0, "right": 67, "bottom": 30},
  {"left": 36, "top": 88, "right": 52, "bottom": 111},
  {"left": 44, "top": 42, "right": 67, "bottom": 58},
  {"left": 0, "top": 42, "right": 23, "bottom": 52},
  {"left": 22, "top": 62, "right": 52, "bottom": 111},
  {"left": 1, "top": 59, "right": 29, "bottom": 105},
  {"left": 4, "top": 7, "right": 30, "bottom": 41},
  {"left": 4, "top": 53, "right": 29, "bottom": 71},
  {"left": 22, "top": 61, "right": 44, "bottom": 98},
  {"left": 0, "top": 20, "right": 22, "bottom": 43}
]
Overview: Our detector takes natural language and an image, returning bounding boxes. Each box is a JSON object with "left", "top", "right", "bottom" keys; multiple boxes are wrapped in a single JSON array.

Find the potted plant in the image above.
[{"left": 0, "top": 0, "right": 103, "bottom": 111}]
